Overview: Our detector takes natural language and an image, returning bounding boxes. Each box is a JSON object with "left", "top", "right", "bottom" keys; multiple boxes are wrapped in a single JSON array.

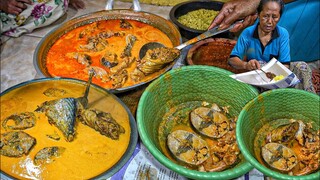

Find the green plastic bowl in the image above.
[
  {"left": 236, "top": 88, "right": 320, "bottom": 180},
  {"left": 137, "top": 66, "right": 259, "bottom": 179}
]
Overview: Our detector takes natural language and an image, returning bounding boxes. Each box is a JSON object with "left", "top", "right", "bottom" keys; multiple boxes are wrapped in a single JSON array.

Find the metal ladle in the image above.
[
  {"left": 139, "top": 20, "right": 243, "bottom": 59},
  {"left": 78, "top": 69, "right": 95, "bottom": 109}
]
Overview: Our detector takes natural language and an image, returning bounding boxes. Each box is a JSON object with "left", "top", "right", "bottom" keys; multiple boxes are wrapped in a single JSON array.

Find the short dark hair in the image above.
[{"left": 257, "top": 0, "right": 285, "bottom": 16}]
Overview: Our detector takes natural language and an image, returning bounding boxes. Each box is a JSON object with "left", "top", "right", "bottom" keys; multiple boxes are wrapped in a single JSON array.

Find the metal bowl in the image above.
[
  {"left": 0, "top": 78, "right": 138, "bottom": 179},
  {"left": 169, "top": 0, "right": 232, "bottom": 39},
  {"left": 33, "top": 10, "right": 182, "bottom": 93}
]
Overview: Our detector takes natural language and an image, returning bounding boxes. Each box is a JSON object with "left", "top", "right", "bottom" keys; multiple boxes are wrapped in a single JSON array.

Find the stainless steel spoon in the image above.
[
  {"left": 78, "top": 68, "right": 95, "bottom": 109},
  {"left": 139, "top": 20, "right": 243, "bottom": 59}
]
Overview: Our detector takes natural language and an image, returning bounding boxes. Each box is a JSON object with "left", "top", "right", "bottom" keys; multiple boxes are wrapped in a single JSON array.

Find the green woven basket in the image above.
[
  {"left": 137, "top": 65, "right": 259, "bottom": 180},
  {"left": 236, "top": 88, "right": 320, "bottom": 180}
]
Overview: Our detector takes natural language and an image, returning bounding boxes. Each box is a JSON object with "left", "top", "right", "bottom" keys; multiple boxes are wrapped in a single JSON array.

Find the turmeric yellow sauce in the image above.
[
  {"left": 0, "top": 80, "right": 131, "bottom": 179},
  {"left": 46, "top": 19, "right": 173, "bottom": 89}
]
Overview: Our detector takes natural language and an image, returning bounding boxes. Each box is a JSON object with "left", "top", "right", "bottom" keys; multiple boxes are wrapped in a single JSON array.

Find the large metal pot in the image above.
[
  {"left": 0, "top": 77, "right": 138, "bottom": 179},
  {"left": 34, "top": 0, "right": 182, "bottom": 93}
]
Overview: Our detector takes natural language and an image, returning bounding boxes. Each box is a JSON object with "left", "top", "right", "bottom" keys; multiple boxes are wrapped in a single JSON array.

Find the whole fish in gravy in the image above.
[{"left": 35, "top": 98, "right": 77, "bottom": 142}]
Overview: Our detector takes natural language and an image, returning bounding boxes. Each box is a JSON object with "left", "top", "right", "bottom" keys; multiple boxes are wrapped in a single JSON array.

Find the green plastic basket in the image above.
[
  {"left": 236, "top": 88, "right": 320, "bottom": 180},
  {"left": 137, "top": 65, "right": 259, "bottom": 180}
]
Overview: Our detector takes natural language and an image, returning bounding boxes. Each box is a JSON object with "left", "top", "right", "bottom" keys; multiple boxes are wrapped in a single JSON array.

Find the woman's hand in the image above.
[
  {"left": 228, "top": 57, "right": 261, "bottom": 71},
  {"left": 208, "top": 0, "right": 260, "bottom": 32},
  {"left": 244, "top": 59, "right": 261, "bottom": 70},
  {"left": 0, "top": 0, "right": 32, "bottom": 15}
]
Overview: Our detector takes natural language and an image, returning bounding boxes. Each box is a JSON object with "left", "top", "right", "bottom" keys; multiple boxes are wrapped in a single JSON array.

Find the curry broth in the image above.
[
  {"left": 254, "top": 119, "right": 302, "bottom": 168},
  {"left": 46, "top": 19, "right": 174, "bottom": 89},
  {"left": 0, "top": 80, "right": 131, "bottom": 179},
  {"left": 158, "top": 101, "right": 243, "bottom": 170},
  {"left": 254, "top": 119, "right": 319, "bottom": 175}
]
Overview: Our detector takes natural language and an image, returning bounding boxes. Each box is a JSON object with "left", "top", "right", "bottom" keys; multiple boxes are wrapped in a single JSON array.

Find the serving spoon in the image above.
[
  {"left": 139, "top": 20, "right": 243, "bottom": 59},
  {"left": 78, "top": 68, "right": 95, "bottom": 109}
]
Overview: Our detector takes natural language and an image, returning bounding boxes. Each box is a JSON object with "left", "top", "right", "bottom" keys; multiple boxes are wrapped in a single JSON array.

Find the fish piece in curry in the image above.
[
  {"left": 77, "top": 108, "right": 125, "bottom": 140},
  {"left": 85, "top": 66, "right": 110, "bottom": 83},
  {"left": 167, "top": 130, "right": 210, "bottom": 166},
  {"left": 121, "top": 34, "right": 137, "bottom": 58},
  {"left": 133, "top": 47, "right": 180, "bottom": 77},
  {"left": 120, "top": 19, "right": 133, "bottom": 29},
  {"left": 257, "top": 119, "right": 319, "bottom": 176},
  {"left": 34, "top": 146, "right": 66, "bottom": 165},
  {"left": 199, "top": 116, "right": 240, "bottom": 172},
  {"left": 261, "top": 142, "right": 298, "bottom": 172},
  {"left": 190, "top": 104, "right": 229, "bottom": 138},
  {"left": 291, "top": 124, "right": 319, "bottom": 176},
  {"left": 2, "top": 112, "right": 36, "bottom": 130},
  {"left": 43, "top": 88, "right": 67, "bottom": 97},
  {"left": 66, "top": 52, "right": 92, "bottom": 67},
  {"left": 266, "top": 121, "right": 299, "bottom": 144},
  {"left": 0, "top": 131, "right": 36, "bottom": 157},
  {"left": 101, "top": 51, "right": 118, "bottom": 68}
]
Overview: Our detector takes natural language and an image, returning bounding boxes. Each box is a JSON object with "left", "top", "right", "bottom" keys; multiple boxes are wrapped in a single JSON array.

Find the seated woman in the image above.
[
  {"left": 0, "top": 0, "right": 85, "bottom": 37},
  {"left": 228, "top": 0, "right": 315, "bottom": 93}
]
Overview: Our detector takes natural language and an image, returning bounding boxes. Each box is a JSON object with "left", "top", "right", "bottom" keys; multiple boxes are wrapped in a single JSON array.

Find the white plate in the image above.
[{"left": 230, "top": 58, "right": 300, "bottom": 89}]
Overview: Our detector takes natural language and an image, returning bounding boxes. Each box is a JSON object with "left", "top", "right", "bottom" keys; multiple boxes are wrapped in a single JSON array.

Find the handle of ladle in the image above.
[
  {"left": 106, "top": 0, "right": 141, "bottom": 11},
  {"left": 175, "top": 20, "right": 243, "bottom": 50},
  {"left": 105, "top": 0, "right": 114, "bottom": 10},
  {"left": 83, "top": 69, "right": 95, "bottom": 98}
]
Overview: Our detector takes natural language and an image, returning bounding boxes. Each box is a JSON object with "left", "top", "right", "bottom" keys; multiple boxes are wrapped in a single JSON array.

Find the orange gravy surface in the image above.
[
  {"left": 46, "top": 19, "right": 173, "bottom": 89},
  {"left": 0, "top": 81, "right": 131, "bottom": 179}
]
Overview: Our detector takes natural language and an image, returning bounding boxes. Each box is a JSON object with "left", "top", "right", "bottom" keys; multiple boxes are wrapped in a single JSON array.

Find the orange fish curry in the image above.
[{"left": 46, "top": 19, "right": 174, "bottom": 89}]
